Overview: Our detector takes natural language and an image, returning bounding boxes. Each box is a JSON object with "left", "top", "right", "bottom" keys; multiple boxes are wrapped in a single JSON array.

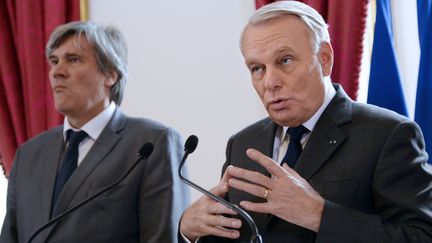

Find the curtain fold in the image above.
[
  {"left": 255, "top": 0, "right": 368, "bottom": 100},
  {"left": 0, "top": 0, "right": 80, "bottom": 176},
  {"left": 367, "top": 0, "right": 408, "bottom": 116}
]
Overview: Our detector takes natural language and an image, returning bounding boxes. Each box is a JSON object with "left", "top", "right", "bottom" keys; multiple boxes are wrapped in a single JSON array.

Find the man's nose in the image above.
[
  {"left": 50, "top": 61, "right": 67, "bottom": 79},
  {"left": 263, "top": 66, "right": 283, "bottom": 90}
]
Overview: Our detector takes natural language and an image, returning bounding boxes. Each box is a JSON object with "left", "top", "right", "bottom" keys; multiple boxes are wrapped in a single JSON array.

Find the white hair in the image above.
[
  {"left": 240, "top": 0, "right": 330, "bottom": 53},
  {"left": 46, "top": 21, "right": 128, "bottom": 105}
]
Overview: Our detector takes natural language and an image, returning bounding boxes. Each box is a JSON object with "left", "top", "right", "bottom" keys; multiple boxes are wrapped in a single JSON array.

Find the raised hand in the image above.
[{"left": 227, "top": 149, "right": 324, "bottom": 232}]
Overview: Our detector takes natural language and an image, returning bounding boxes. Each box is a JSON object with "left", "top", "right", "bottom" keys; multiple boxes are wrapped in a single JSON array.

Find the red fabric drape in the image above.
[
  {"left": 255, "top": 0, "right": 368, "bottom": 100},
  {"left": 0, "top": 0, "right": 80, "bottom": 177},
  {"left": 256, "top": 0, "right": 276, "bottom": 9}
]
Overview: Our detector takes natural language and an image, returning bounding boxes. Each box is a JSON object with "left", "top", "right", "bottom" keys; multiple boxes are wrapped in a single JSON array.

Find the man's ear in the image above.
[
  {"left": 318, "top": 42, "right": 334, "bottom": 77},
  {"left": 105, "top": 70, "right": 118, "bottom": 87}
]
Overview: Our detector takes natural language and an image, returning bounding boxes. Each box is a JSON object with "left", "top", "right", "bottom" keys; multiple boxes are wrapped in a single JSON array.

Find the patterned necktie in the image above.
[
  {"left": 281, "top": 125, "right": 309, "bottom": 168},
  {"left": 52, "top": 130, "right": 87, "bottom": 207}
]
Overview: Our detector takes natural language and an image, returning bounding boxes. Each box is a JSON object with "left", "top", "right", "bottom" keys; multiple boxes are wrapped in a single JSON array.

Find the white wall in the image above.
[
  {"left": 0, "top": 0, "right": 421, "bottom": 225},
  {"left": 89, "top": 0, "right": 264, "bottom": 200},
  {"left": 0, "top": 0, "right": 261, "bottom": 225}
]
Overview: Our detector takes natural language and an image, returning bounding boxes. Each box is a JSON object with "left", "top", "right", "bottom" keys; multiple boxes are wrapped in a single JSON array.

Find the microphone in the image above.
[
  {"left": 178, "top": 135, "right": 263, "bottom": 243},
  {"left": 27, "top": 142, "right": 154, "bottom": 243}
]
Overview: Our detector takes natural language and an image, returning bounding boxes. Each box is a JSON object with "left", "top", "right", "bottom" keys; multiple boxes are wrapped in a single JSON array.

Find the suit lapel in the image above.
[
  {"left": 295, "top": 84, "right": 352, "bottom": 180},
  {"left": 51, "top": 109, "right": 126, "bottom": 216},
  {"left": 39, "top": 128, "right": 65, "bottom": 221},
  {"left": 264, "top": 84, "right": 352, "bottom": 233},
  {"left": 251, "top": 119, "right": 277, "bottom": 177},
  {"left": 295, "top": 117, "right": 346, "bottom": 180}
]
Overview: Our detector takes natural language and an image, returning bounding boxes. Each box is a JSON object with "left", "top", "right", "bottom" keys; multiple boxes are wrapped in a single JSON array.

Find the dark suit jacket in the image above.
[
  {"left": 0, "top": 108, "right": 190, "bottom": 243},
  {"left": 192, "top": 84, "right": 432, "bottom": 243}
]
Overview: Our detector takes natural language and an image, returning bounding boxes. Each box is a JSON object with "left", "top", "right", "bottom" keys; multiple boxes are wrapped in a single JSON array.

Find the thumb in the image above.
[{"left": 209, "top": 165, "right": 233, "bottom": 196}]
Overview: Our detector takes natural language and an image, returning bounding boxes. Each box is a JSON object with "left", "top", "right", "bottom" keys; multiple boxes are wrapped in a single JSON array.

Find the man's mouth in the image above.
[
  {"left": 268, "top": 98, "right": 291, "bottom": 110},
  {"left": 54, "top": 85, "right": 67, "bottom": 93}
]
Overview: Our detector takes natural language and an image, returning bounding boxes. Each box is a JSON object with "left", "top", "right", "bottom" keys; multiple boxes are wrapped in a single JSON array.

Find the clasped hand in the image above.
[{"left": 180, "top": 148, "right": 324, "bottom": 241}]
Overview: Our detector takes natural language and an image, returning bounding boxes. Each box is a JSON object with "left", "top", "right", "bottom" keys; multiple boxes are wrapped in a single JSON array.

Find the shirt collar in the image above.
[
  {"left": 279, "top": 81, "right": 336, "bottom": 140},
  {"left": 63, "top": 102, "right": 116, "bottom": 141}
]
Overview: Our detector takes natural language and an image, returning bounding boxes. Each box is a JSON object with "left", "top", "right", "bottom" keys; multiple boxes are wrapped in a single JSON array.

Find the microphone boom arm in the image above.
[
  {"left": 27, "top": 143, "right": 154, "bottom": 243},
  {"left": 178, "top": 136, "right": 262, "bottom": 243}
]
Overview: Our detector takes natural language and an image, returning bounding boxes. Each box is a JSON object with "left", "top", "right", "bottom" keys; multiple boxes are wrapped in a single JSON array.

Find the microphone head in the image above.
[
  {"left": 184, "top": 135, "right": 198, "bottom": 153},
  {"left": 138, "top": 143, "right": 154, "bottom": 160}
]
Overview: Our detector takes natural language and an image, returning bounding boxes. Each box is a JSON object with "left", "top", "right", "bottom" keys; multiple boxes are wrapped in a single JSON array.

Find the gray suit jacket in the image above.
[
  {"left": 197, "top": 84, "right": 432, "bottom": 243},
  {"left": 1, "top": 108, "right": 190, "bottom": 243}
]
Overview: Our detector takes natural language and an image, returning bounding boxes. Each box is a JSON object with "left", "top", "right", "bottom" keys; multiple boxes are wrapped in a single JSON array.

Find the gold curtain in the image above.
[{"left": 80, "top": 0, "right": 88, "bottom": 21}]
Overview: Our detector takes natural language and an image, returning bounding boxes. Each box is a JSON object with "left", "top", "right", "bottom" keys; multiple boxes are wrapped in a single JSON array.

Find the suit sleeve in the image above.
[
  {"left": 316, "top": 120, "right": 432, "bottom": 243},
  {"left": 138, "top": 127, "right": 190, "bottom": 243},
  {"left": 0, "top": 148, "right": 21, "bottom": 243}
]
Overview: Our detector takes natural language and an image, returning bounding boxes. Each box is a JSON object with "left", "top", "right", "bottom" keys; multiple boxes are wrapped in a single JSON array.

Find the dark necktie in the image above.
[
  {"left": 52, "top": 130, "right": 87, "bottom": 207},
  {"left": 281, "top": 125, "right": 309, "bottom": 168}
]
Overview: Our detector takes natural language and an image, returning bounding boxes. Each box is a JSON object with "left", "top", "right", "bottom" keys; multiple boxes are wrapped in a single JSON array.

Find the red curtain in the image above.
[
  {"left": 255, "top": 0, "right": 369, "bottom": 100},
  {"left": 256, "top": 0, "right": 275, "bottom": 9},
  {"left": 0, "top": 0, "right": 80, "bottom": 176}
]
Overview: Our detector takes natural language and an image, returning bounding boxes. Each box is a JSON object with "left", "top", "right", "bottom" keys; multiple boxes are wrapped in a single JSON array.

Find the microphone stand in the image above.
[
  {"left": 179, "top": 135, "right": 263, "bottom": 243},
  {"left": 27, "top": 143, "right": 154, "bottom": 243}
]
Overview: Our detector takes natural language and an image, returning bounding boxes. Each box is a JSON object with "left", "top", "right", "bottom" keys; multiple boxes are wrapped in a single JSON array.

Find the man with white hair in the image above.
[{"left": 179, "top": 1, "right": 432, "bottom": 242}]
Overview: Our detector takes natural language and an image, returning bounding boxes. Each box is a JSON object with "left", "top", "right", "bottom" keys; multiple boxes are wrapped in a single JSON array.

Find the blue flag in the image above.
[
  {"left": 368, "top": 0, "right": 408, "bottom": 116},
  {"left": 415, "top": 0, "right": 432, "bottom": 161}
]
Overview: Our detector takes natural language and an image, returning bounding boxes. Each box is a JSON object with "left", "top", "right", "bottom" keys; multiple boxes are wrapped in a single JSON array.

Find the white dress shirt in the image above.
[
  {"left": 273, "top": 81, "right": 336, "bottom": 162},
  {"left": 63, "top": 102, "right": 116, "bottom": 166}
]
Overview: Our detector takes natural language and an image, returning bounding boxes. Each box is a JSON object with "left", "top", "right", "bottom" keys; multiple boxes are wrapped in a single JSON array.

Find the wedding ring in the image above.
[{"left": 263, "top": 189, "right": 269, "bottom": 199}]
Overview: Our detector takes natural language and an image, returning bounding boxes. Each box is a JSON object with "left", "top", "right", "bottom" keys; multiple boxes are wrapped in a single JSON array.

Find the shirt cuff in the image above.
[{"left": 180, "top": 230, "right": 199, "bottom": 243}]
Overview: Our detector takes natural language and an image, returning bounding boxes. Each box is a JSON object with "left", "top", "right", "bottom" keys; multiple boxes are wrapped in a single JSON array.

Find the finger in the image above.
[
  {"left": 246, "top": 149, "right": 286, "bottom": 178},
  {"left": 282, "top": 163, "right": 300, "bottom": 178},
  {"left": 207, "top": 201, "right": 238, "bottom": 215},
  {"left": 281, "top": 163, "right": 290, "bottom": 171},
  {"left": 209, "top": 166, "right": 233, "bottom": 196},
  {"left": 228, "top": 178, "right": 268, "bottom": 199},
  {"left": 207, "top": 214, "right": 242, "bottom": 229},
  {"left": 240, "top": 201, "right": 272, "bottom": 214},
  {"left": 227, "top": 166, "right": 272, "bottom": 189},
  {"left": 181, "top": 215, "right": 240, "bottom": 240},
  {"left": 220, "top": 165, "right": 233, "bottom": 183},
  {"left": 198, "top": 224, "right": 240, "bottom": 239}
]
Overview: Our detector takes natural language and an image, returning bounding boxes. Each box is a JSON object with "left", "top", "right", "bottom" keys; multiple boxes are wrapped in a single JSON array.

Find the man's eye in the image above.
[
  {"left": 49, "top": 59, "right": 58, "bottom": 65},
  {"left": 70, "top": 57, "right": 80, "bottom": 63},
  {"left": 250, "top": 66, "right": 263, "bottom": 74},
  {"left": 281, "top": 56, "right": 293, "bottom": 65}
]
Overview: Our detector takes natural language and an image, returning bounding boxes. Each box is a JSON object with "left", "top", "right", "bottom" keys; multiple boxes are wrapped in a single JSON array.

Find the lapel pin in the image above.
[{"left": 329, "top": 139, "right": 337, "bottom": 145}]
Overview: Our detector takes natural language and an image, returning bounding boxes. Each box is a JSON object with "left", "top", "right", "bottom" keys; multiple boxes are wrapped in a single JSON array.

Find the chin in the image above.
[
  {"left": 270, "top": 117, "right": 289, "bottom": 126},
  {"left": 270, "top": 115, "right": 299, "bottom": 127},
  {"left": 54, "top": 104, "right": 69, "bottom": 116}
]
